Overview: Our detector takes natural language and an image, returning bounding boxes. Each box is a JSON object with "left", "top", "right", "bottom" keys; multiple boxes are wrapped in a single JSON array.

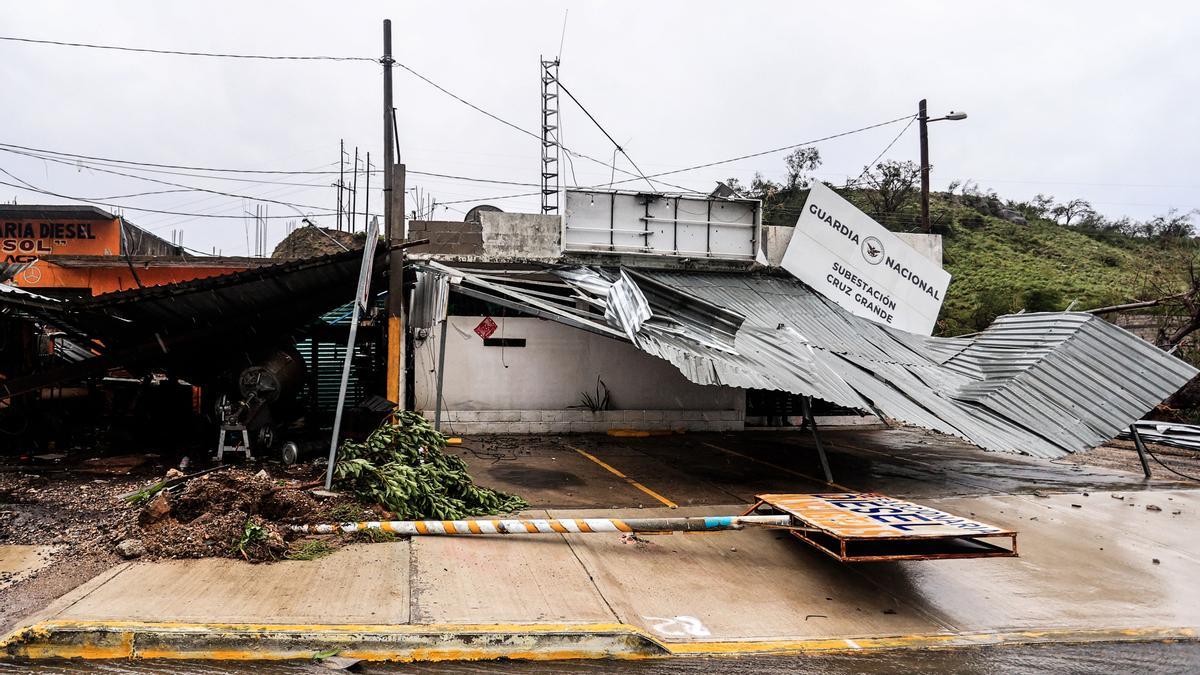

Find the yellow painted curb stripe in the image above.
[
  {"left": 570, "top": 446, "right": 678, "bottom": 508},
  {"left": 5, "top": 620, "right": 1196, "bottom": 662}
]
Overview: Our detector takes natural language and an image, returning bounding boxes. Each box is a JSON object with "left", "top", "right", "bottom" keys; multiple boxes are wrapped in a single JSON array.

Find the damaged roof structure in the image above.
[
  {"left": 417, "top": 260, "right": 1198, "bottom": 459},
  {"left": 0, "top": 246, "right": 389, "bottom": 398}
]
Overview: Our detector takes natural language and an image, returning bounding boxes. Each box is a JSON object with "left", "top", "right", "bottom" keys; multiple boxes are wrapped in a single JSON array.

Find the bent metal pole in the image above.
[{"left": 289, "top": 514, "right": 792, "bottom": 536}]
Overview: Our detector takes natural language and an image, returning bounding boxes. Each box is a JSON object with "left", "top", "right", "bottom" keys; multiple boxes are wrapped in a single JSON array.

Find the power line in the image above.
[
  {"left": 556, "top": 78, "right": 657, "bottom": 191},
  {"left": 0, "top": 172, "right": 326, "bottom": 220},
  {"left": 433, "top": 116, "right": 918, "bottom": 206},
  {"left": 387, "top": 63, "right": 700, "bottom": 194},
  {"left": 638, "top": 114, "right": 917, "bottom": 183},
  {"left": 1, "top": 147, "right": 337, "bottom": 213},
  {"left": 409, "top": 170, "right": 538, "bottom": 187},
  {"left": 845, "top": 115, "right": 919, "bottom": 187},
  {"left": 1, "top": 110, "right": 918, "bottom": 212},
  {"left": 2, "top": 141, "right": 551, "bottom": 190},
  {"left": 0, "top": 148, "right": 339, "bottom": 187},
  {"left": 436, "top": 190, "right": 542, "bottom": 206},
  {"left": 1, "top": 34, "right": 911, "bottom": 197},
  {"left": 443, "top": 114, "right": 915, "bottom": 200},
  {"left": 0, "top": 141, "right": 349, "bottom": 175},
  {"left": 0, "top": 35, "right": 376, "bottom": 62}
]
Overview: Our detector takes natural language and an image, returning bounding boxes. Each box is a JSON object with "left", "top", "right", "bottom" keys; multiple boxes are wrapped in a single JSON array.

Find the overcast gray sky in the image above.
[{"left": 1, "top": 1, "right": 1197, "bottom": 255}]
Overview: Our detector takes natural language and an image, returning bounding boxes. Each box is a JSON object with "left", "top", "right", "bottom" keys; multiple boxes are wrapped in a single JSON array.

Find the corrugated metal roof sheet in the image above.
[
  {"left": 425, "top": 262, "right": 1198, "bottom": 459},
  {"left": 637, "top": 272, "right": 1198, "bottom": 458}
]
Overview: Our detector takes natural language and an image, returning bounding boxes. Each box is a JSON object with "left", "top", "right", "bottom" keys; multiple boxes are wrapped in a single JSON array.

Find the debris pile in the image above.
[
  {"left": 3, "top": 414, "right": 528, "bottom": 566},
  {"left": 128, "top": 467, "right": 375, "bottom": 562},
  {"left": 334, "top": 411, "right": 528, "bottom": 520},
  {"left": 113, "top": 413, "right": 526, "bottom": 562},
  {"left": 271, "top": 225, "right": 365, "bottom": 259}
]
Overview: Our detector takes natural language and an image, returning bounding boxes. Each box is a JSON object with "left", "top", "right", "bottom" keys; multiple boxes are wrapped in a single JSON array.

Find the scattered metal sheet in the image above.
[
  {"left": 749, "top": 493, "right": 1018, "bottom": 563},
  {"left": 1119, "top": 421, "right": 1200, "bottom": 451}
]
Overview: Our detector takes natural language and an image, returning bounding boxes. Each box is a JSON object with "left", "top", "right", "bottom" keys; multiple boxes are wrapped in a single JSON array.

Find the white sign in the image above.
[
  {"left": 780, "top": 182, "right": 950, "bottom": 335},
  {"left": 563, "top": 189, "right": 760, "bottom": 261}
]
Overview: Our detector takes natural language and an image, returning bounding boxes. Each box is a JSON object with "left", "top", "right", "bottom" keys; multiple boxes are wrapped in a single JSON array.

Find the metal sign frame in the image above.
[
  {"left": 562, "top": 189, "right": 761, "bottom": 261},
  {"left": 747, "top": 493, "right": 1018, "bottom": 563}
]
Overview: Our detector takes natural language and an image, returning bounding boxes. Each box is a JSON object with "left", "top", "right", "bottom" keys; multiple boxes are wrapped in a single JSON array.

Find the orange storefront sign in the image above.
[{"left": 1, "top": 217, "right": 121, "bottom": 262}]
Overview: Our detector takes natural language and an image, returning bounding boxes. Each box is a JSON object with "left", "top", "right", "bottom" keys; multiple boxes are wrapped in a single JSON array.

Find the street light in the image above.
[{"left": 918, "top": 99, "right": 968, "bottom": 232}]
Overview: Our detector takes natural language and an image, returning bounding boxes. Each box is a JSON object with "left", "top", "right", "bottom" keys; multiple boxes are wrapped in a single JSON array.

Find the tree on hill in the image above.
[
  {"left": 1051, "top": 198, "right": 1096, "bottom": 226},
  {"left": 783, "top": 147, "right": 822, "bottom": 189},
  {"left": 856, "top": 160, "right": 921, "bottom": 221}
]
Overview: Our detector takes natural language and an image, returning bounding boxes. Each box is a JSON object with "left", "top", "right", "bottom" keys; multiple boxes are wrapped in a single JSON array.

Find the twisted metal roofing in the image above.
[
  {"left": 632, "top": 271, "right": 1197, "bottom": 458},
  {"left": 425, "top": 261, "right": 1197, "bottom": 459}
]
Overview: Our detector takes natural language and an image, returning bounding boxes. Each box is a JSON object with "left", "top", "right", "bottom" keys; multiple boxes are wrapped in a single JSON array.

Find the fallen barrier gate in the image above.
[{"left": 290, "top": 492, "right": 1018, "bottom": 563}]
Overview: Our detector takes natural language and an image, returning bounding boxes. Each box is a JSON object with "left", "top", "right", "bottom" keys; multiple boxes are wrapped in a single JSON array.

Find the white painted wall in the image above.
[{"left": 413, "top": 316, "right": 745, "bottom": 412}]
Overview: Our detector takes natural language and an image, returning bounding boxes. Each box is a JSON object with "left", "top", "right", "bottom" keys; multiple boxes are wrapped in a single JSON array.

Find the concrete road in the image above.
[{"left": 455, "top": 429, "right": 1189, "bottom": 509}]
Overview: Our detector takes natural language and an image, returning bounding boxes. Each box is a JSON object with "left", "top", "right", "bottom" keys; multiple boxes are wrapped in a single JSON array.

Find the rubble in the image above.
[
  {"left": 271, "top": 225, "right": 364, "bottom": 259},
  {"left": 131, "top": 467, "right": 371, "bottom": 562},
  {"left": 115, "top": 539, "right": 145, "bottom": 559}
]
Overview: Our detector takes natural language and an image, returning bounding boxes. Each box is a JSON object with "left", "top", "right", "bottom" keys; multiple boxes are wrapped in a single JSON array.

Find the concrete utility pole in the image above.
[
  {"left": 382, "top": 19, "right": 408, "bottom": 409},
  {"left": 918, "top": 99, "right": 968, "bottom": 233}
]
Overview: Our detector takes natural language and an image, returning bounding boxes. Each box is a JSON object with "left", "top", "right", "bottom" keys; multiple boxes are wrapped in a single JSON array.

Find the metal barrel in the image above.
[{"left": 289, "top": 514, "right": 792, "bottom": 536}]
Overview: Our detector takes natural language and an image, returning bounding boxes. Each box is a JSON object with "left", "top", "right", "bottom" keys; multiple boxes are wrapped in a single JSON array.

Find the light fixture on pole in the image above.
[{"left": 918, "top": 100, "right": 967, "bottom": 232}]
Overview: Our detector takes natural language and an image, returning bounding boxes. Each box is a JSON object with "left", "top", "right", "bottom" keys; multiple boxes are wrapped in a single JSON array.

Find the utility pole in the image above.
[
  {"left": 363, "top": 152, "right": 371, "bottom": 232},
  {"left": 338, "top": 139, "right": 345, "bottom": 232},
  {"left": 382, "top": 19, "right": 408, "bottom": 410},
  {"left": 918, "top": 99, "right": 967, "bottom": 234},
  {"left": 919, "top": 99, "right": 930, "bottom": 233},
  {"left": 351, "top": 147, "right": 359, "bottom": 233}
]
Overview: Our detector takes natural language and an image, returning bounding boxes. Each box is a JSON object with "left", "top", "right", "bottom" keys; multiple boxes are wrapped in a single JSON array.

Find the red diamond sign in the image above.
[{"left": 474, "top": 316, "right": 498, "bottom": 340}]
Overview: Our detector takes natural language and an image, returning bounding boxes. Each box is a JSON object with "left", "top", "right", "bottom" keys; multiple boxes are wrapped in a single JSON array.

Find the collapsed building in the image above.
[
  {"left": 0, "top": 207, "right": 392, "bottom": 457},
  {"left": 0, "top": 189, "right": 1195, "bottom": 464},
  {"left": 405, "top": 188, "right": 1196, "bottom": 459}
]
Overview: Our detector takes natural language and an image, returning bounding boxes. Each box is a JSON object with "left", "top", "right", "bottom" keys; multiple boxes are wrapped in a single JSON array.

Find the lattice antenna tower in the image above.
[{"left": 540, "top": 56, "right": 561, "bottom": 214}]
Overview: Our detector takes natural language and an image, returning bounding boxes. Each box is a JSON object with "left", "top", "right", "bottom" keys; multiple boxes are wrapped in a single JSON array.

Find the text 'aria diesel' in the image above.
[{"left": 812, "top": 203, "right": 941, "bottom": 301}]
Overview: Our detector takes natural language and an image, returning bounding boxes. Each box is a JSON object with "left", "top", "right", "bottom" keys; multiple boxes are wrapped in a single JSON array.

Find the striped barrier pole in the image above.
[{"left": 289, "top": 514, "right": 792, "bottom": 536}]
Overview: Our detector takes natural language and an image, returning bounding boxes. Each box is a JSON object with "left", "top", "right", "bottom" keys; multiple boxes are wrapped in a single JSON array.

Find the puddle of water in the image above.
[{"left": 3, "top": 641, "right": 1197, "bottom": 674}]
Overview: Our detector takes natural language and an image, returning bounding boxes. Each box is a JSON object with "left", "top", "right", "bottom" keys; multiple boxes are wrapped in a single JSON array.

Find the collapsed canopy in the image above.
[{"left": 419, "top": 261, "right": 1197, "bottom": 459}]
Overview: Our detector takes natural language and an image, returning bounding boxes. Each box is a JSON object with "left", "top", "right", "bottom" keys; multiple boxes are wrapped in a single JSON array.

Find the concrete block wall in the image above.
[
  {"left": 479, "top": 212, "right": 561, "bottom": 259},
  {"left": 422, "top": 408, "right": 744, "bottom": 435},
  {"left": 407, "top": 220, "right": 484, "bottom": 256}
]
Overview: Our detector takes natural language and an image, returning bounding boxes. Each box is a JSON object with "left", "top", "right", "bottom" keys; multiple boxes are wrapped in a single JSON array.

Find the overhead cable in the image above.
[
  {"left": 434, "top": 116, "right": 916, "bottom": 206},
  {"left": 2, "top": 142, "right": 544, "bottom": 188},
  {"left": 0, "top": 148, "right": 336, "bottom": 212},
  {"left": 0, "top": 173, "right": 329, "bottom": 220},
  {"left": 555, "top": 78, "right": 657, "bottom": 191},
  {"left": 0, "top": 35, "right": 376, "bottom": 62}
]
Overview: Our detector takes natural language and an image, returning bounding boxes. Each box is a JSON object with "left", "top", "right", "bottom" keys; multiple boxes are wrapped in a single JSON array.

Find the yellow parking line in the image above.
[
  {"left": 702, "top": 442, "right": 852, "bottom": 491},
  {"left": 570, "top": 446, "right": 678, "bottom": 509}
]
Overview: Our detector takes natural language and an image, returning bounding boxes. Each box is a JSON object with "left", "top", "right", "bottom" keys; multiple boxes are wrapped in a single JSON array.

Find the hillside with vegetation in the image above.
[
  {"left": 728, "top": 148, "right": 1200, "bottom": 419},
  {"left": 724, "top": 149, "right": 1198, "bottom": 340}
]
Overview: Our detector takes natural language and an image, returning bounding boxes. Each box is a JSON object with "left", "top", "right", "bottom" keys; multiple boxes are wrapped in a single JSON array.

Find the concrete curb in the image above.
[
  {"left": 2, "top": 620, "right": 1196, "bottom": 662},
  {"left": 2, "top": 620, "right": 670, "bottom": 661}
]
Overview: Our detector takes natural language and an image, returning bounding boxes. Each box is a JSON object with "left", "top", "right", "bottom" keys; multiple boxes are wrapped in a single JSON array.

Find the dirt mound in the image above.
[
  {"left": 271, "top": 226, "right": 365, "bottom": 259},
  {"left": 133, "top": 468, "right": 372, "bottom": 562}
]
